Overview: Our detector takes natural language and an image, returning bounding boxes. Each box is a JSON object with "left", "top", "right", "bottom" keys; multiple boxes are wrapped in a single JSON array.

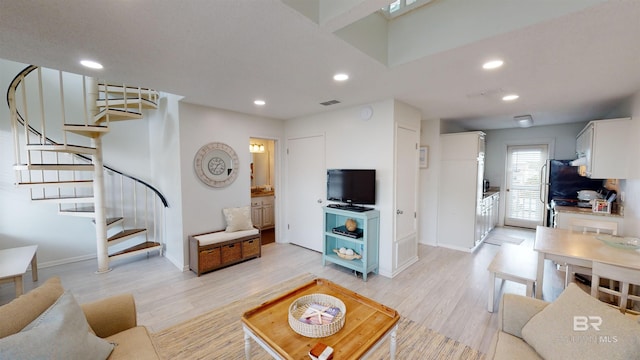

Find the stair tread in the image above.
[
  {"left": 25, "top": 144, "right": 97, "bottom": 155},
  {"left": 108, "top": 228, "right": 147, "bottom": 242},
  {"left": 31, "top": 194, "right": 93, "bottom": 200},
  {"left": 63, "top": 124, "right": 109, "bottom": 129},
  {"left": 18, "top": 180, "right": 93, "bottom": 185},
  {"left": 94, "top": 108, "right": 143, "bottom": 122},
  {"left": 109, "top": 241, "right": 161, "bottom": 257},
  {"left": 106, "top": 217, "right": 124, "bottom": 226},
  {"left": 15, "top": 163, "right": 93, "bottom": 167},
  {"left": 60, "top": 206, "right": 94, "bottom": 213}
]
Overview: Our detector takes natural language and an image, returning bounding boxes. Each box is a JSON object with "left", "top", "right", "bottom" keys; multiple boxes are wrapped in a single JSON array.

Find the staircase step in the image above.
[
  {"left": 92, "top": 217, "right": 125, "bottom": 229},
  {"left": 63, "top": 124, "right": 110, "bottom": 138},
  {"left": 31, "top": 195, "right": 94, "bottom": 204},
  {"left": 107, "top": 228, "right": 147, "bottom": 246},
  {"left": 16, "top": 180, "right": 93, "bottom": 188},
  {"left": 96, "top": 98, "right": 158, "bottom": 110},
  {"left": 58, "top": 206, "right": 95, "bottom": 217},
  {"left": 98, "top": 84, "right": 159, "bottom": 99},
  {"left": 105, "top": 217, "right": 124, "bottom": 229},
  {"left": 94, "top": 108, "right": 143, "bottom": 124},
  {"left": 14, "top": 163, "right": 94, "bottom": 171},
  {"left": 26, "top": 144, "right": 97, "bottom": 155},
  {"left": 109, "top": 241, "right": 162, "bottom": 261}
]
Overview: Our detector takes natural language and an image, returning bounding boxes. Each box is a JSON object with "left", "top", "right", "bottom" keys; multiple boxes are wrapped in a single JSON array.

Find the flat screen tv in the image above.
[{"left": 326, "top": 169, "right": 376, "bottom": 205}]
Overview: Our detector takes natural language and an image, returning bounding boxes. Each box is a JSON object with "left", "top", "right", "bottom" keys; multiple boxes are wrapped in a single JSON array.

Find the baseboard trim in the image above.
[
  {"left": 36, "top": 254, "right": 97, "bottom": 269},
  {"left": 437, "top": 243, "right": 474, "bottom": 253}
]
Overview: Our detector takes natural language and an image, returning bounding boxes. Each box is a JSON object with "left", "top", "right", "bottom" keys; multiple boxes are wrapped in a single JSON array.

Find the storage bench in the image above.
[{"left": 189, "top": 228, "right": 261, "bottom": 276}]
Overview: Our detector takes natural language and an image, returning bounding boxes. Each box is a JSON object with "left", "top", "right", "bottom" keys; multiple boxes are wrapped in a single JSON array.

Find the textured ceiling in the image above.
[{"left": 1, "top": 0, "right": 639, "bottom": 130}]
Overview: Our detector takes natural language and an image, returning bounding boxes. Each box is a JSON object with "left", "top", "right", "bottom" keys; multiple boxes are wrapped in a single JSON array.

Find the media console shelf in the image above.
[{"left": 322, "top": 206, "right": 380, "bottom": 281}]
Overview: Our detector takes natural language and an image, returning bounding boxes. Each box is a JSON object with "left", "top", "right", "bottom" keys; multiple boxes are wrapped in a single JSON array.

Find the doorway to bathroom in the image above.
[{"left": 250, "top": 138, "right": 276, "bottom": 244}]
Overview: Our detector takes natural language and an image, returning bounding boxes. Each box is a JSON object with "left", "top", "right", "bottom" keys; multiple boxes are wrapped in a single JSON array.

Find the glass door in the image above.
[{"left": 504, "top": 144, "right": 548, "bottom": 228}]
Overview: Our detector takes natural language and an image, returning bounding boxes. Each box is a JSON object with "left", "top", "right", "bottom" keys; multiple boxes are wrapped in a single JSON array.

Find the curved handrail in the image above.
[{"left": 6, "top": 65, "right": 169, "bottom": 207}]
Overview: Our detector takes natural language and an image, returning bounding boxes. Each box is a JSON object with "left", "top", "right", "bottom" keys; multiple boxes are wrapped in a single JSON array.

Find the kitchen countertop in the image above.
[
  {"left": 483, "top": 188, "right": 500, "bottom": 199},
  {"left": 251, "top": 191, "right": 274, "bottom": 198},
  {"left": 554, "top": 205, "right": 623, "bottom": 218}
]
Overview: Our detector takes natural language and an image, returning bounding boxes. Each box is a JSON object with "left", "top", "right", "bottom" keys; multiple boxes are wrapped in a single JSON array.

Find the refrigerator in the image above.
[{"left": 541, "top": 159, "right": 605, "bottom": 226}]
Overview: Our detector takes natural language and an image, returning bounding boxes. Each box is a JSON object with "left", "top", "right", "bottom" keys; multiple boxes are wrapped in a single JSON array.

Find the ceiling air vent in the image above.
[{"left": 320, "top": 100, "right": 341, "bottom": 106}]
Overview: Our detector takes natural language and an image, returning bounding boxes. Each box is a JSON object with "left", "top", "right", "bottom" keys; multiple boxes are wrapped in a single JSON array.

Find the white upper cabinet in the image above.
[{"left": 576, "top": 118, "right": 630, "bottom": 179}]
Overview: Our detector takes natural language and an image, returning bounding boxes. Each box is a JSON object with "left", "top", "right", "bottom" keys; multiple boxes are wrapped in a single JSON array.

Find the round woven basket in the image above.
[{"left": 288, "top": 293, "right": 346, "bottom": 338}]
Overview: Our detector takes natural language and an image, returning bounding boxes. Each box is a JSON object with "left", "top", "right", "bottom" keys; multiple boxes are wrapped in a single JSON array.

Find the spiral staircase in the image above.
[{"left": 7, "top": 65, "right": 167, "bottom": 273}]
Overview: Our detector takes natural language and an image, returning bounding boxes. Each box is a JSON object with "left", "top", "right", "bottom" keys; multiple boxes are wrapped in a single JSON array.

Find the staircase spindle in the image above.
[
  {"left": 37, "top": 68, "right": 47, "bottom": 145},
  {"left": 59, "top": 71, "right": 68, "bottom": 145}
]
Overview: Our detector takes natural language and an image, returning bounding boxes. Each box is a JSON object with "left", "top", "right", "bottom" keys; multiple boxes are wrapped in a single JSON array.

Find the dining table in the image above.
[{"left": 534, "top": 226, "right": 640, "bottom": 300}]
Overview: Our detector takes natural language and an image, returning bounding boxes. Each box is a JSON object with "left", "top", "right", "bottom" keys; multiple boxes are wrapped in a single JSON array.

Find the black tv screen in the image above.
[{"left": 326, "top": 169, "right": 376, "bottom": 205}]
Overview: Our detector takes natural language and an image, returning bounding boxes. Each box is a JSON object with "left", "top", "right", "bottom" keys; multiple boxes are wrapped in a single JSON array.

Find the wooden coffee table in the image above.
[
  {"left": 0, "top": 245, "right": 38, "bottom": 298},
  {"left": 241, "top": 278, "right": 400, "bottom": 360}
]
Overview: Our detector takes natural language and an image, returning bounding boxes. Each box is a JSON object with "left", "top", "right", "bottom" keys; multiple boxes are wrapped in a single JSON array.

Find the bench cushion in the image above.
[{"left": 194, "top": 228, "right": 259, "bottom": 246}]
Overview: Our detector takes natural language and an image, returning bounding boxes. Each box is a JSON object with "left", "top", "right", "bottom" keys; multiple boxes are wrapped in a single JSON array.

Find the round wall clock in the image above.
[{"left": 194, "top": 142, "right": 239, "bottom": 188}]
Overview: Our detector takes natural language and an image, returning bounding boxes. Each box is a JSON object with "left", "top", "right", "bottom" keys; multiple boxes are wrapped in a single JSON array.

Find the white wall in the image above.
[
  {"left": 284, "top": 99, "right": 421, "bottom": 277},
  {"left": 148, "top": 93, "right": 184, "bottom": 269},
  {"left": 177, "top": 102, "right": 285, "bottom": 270},
  {"left": 286, "top": 99, "right": 394, "bottom": 274},
  {"left": 418, "top": 118, "right": 440, "bottom": 245}
]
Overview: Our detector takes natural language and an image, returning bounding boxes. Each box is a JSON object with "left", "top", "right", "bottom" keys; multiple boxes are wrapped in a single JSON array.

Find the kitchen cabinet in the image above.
[
  {"left": 575, "top": 118, "right": 630, "bottom": 179},
  {"left": 477, "top": 192, "right": 500, "bottom": 243},
  {"left": 322, "top": 207, "right": 379, "bottom": 281},
  {"left": 437, "top": 131, "right": 486, "bottom": 251},
  {"left": 251, "top": 195, "right": 274, "bottom": 230}
]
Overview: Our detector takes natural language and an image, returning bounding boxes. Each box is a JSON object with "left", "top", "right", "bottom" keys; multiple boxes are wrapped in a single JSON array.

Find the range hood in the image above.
[{"left": 570, "top": 157, "right": 587, "bottom": 166}]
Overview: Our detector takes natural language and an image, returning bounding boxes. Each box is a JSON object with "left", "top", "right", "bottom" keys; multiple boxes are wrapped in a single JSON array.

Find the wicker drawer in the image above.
[
  {"left": 243, "top": 238, "right": 260, "bottom": 258},
  {"left": 199, "top": 247, "right": 221, "bottom": 271},
  {"left": 221, "top": 243, "right": 242, "bottom": 264}
]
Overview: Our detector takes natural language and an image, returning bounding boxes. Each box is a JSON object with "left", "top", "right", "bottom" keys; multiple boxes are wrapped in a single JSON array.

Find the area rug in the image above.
[
  {"left": 483, "top": 234, "right": 525, "bottom": 246},
  {"left": 152, "top": 273, "right": 484, "bottom": 359}
]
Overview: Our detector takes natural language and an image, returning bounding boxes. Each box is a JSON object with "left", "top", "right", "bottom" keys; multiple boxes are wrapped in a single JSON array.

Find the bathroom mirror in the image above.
[{"left": 252, "top": 151, "right": 270, "bottom": 187}]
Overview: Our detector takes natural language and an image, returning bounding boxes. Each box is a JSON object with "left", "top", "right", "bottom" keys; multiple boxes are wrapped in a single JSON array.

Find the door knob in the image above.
[{"left": 396, "top": 209, "right": 403, "bottom": 214}]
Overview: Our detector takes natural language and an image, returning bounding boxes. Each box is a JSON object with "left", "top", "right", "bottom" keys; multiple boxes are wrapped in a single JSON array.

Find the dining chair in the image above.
[
  {"left": 565, "top": 218, "right": 618, "bottom": 288},
  {"left": 590, "top": 261, "right": 640, "bottom": 314}
]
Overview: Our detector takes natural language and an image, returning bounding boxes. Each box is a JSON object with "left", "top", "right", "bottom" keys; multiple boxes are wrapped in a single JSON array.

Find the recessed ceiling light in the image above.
[
  {"left": 482, "top": 60, "right": 504, "bottom": 70},
  {"left": 254, "top": 99, "right": 266, "bottom": 106},
  {"left": 333, "top": 73, "right": 349, "bottom": 82},
  {"left": 502, "top": 94, "right": 519, "bottom": 101},
  {"left": 80, "top": 60, "right": 103, "bottom": 69}
]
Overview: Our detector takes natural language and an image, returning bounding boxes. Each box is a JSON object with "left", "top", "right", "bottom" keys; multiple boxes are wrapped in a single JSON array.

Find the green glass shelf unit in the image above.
[{"left": 322, "top": 206, "right": 380, "bottom": 281}]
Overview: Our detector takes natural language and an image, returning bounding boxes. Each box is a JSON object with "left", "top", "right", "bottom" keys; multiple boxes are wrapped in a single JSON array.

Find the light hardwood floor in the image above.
[{"left": 0, "top": 226, "right": 566, "bottom": 355}]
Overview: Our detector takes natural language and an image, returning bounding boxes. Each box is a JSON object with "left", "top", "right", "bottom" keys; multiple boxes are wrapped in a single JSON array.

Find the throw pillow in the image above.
[
  {"left": 223, "top": 206, "right": 254, "bottom": 232},
  {"left": 0, "top": 276, "right": 64, "bottom": 338},
  {"left": 0, "top": 291, "right": 114, "bottom": 360},
  {"left": 521, "top": 283, "right": 640, "bottom": 360}
]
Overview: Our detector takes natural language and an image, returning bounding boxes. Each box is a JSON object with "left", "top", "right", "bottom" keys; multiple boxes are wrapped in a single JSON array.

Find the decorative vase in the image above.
[{"left": 345, "top": 218, "right": 357, "bottom": 232}]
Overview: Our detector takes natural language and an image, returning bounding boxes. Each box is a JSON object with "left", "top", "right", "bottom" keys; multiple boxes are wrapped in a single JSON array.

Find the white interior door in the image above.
[
  {"left": 394, "top": 125, "right": 418, "bottom": 269},
  {"left": 286, "top": 135, "right": 325, "bottom": 252},
  {"left": 504, "top": 144, "right": 548, "bottom": 228}
]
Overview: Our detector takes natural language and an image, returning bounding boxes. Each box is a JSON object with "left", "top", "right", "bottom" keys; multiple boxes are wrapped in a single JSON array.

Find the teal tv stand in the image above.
[{"left": 322, "top": 206, "right": 380, "bottom": 281}]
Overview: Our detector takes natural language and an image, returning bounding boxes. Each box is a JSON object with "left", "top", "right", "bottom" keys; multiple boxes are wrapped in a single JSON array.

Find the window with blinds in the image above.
[{"left": 505, "top": 145, "right": 548, "bottom": 227}]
